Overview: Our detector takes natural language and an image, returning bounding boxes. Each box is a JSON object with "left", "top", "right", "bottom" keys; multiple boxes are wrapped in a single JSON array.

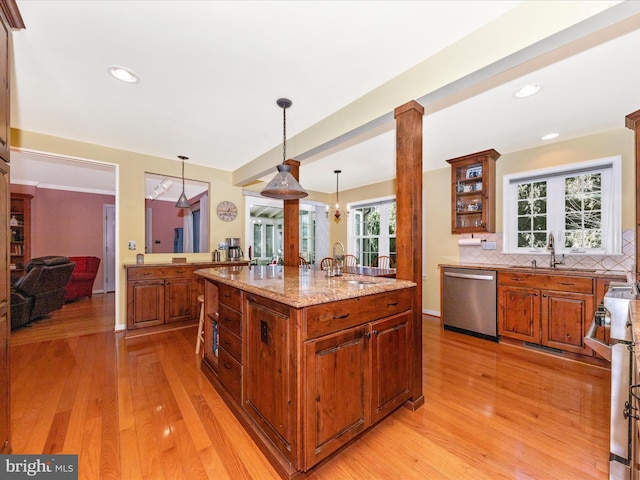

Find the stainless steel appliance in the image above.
[
  {"left": 585, "top": 282, "right": 638, "bottom": 480},
  {"left": 441, "top": 267, "right": 497, "bottom": 340},
  {"left": 226, "top": 237, "right": 243, "bottom": 261}
]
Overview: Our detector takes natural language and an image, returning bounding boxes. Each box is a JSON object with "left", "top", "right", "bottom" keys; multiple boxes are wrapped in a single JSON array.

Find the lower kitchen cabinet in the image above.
[
  {"left": 499, "top": 271, "right": 595, "bottom": 356},
  {"left": 199, "top": 274, "right": 417, "bottom": 478},
  {"left": 125, "top": 262, "right": 243, "bottom": 333}
]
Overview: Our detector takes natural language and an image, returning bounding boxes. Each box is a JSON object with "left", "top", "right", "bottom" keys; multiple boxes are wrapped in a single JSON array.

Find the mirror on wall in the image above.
[{"left": 144, "top": 172, "right": 209, "bottom": 254}]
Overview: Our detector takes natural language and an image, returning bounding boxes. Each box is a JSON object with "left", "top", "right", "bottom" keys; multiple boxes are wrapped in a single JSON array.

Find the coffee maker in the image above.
[{"left": 226, "top": 237, "right": 243, "bottom": 261}]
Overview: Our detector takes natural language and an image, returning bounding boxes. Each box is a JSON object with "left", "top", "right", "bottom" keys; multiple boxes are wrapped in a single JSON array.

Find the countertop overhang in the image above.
[{"left": 195, "top": 265, "right": 416, "bottom": 309}]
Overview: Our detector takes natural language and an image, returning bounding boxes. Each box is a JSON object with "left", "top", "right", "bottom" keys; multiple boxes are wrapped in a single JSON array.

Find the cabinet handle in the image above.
[
  {"left": 223, "top": 362, "right": 233, "bottom": 370},
  {"left": 372, "top": 330, "right": 379, "bottom": 336},
  {"left": 542, "top": 293, "right": 547, "bottom": 297},
  {"left": 247, "top": 296, "right": 256, "bottom": 303},
  {"left": 333, "top": 313, "right": 350, "bottom": 320},
  {"left": 364, "top": 332, "right": 371, "bottom": 339},
  {"left": 223, "top": 339, "right": 232, "bottom": 346},
  {"left": 138, "top": 272, "right": 151, "bottom": 276},
  {"left": 387, "top": 302, "right": 398, "bottom": 307},
  {"left": 533, "top": 292, "right": 538, "bottom": 296},
  {"left": 558, "top": 282, "right": 575, "bottom": 286}
]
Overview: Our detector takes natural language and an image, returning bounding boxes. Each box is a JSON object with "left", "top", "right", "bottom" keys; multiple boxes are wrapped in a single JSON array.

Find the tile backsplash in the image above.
[{"left": 458, "top": 229, "right": 635, "bottom": 280}]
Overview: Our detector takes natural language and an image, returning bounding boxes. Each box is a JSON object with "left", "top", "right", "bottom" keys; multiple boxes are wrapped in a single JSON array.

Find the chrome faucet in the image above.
[
  {"left": 547, "top": 232, "right": 565, "bottom": 268},
  {"left": 332, "top": 242, "right": 345, "bottom": 276}
]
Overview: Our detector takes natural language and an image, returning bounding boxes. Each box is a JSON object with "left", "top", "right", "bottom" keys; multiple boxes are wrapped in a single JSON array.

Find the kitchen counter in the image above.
[
  {"left": 439, "top": 262, "right": 629, "bottom": 280},
  {"left": 195, "top": 264, "right": 415, "bottom": 308}
]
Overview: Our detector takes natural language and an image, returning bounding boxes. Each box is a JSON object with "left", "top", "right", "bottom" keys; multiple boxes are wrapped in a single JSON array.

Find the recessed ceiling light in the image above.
[
  {"left": 513, "top": 83, "right": 540, "bottom": 98},
  {"left": 108, "top": 65, "right": 139, "bottom": 83},
  {"left": 541, "top": 133, "right": 559, "bottom": 140}
]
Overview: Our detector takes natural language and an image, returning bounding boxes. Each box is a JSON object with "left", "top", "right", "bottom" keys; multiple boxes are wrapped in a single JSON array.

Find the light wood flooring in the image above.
[{"left": 9, "top": 293, "right": 610, "bottom": 479}]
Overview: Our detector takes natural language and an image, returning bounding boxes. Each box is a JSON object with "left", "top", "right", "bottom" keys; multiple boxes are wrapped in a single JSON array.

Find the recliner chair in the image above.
[{"left": 10, "top": 256, "right": 76, "bottom": 330}]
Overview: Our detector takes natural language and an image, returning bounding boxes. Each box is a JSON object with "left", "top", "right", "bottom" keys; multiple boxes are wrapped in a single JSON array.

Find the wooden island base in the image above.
[{"left": 196, "top": 265, "right": 422, "bottom": 479}]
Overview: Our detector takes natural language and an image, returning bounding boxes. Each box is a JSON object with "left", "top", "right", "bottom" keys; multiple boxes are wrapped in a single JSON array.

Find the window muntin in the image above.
[{"left": 351, "top": 200, "right": 396, "bottom": 266}]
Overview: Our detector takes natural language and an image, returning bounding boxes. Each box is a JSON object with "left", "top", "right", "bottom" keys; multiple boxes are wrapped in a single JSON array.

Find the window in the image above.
[
  {"left": 503, "top": 156, "right": 621, "bottom": 255},
  {"left": 351, "top": 198, "right": 396, "bottom": 266}
]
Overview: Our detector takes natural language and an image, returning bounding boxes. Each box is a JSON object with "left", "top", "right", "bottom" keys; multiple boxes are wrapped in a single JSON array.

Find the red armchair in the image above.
[{"left": 64, "top": 256, "right": 100, "bottom": 302}]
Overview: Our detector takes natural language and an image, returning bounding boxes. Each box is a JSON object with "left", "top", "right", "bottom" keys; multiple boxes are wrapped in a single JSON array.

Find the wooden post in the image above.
[
  {"left": 283, "top": 159, "right": 300, "bottom": 267},
  {"left": 395, "top": 100, "right": 424, "bottom": 409},
  {"left": 626, "top": 110, "right": 640, "bottom": 280}
]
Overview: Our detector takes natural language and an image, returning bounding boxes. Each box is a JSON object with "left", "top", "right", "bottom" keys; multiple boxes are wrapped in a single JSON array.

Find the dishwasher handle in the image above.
[{"left": 444, "top": 271, "right": 495, "bottom": 281}]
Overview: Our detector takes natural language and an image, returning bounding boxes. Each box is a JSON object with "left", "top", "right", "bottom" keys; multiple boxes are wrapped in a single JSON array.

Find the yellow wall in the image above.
[
  {"left": 11, "top": 125, "right": 636, "bottom": 325},
  {"left": 12, "top": 128, "right": 247, "bottom": 331}
]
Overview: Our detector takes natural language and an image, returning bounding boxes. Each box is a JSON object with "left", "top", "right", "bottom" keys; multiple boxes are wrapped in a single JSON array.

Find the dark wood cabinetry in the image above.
[
  {"left": 200, "top": 272, "right": 415, "bottom": 478},
  {"left": 0, "top": 1, "right": 24, "bottom": 454},
  {"left": 497, "top": 271, "right": 621, "bottom": 357},
  {"left": 446, "top": 149, "right": 499, "bottom": 234},
  {"left": 125, "top": 263, "right": 243, "bottom": 334},
  {"left": 9, "top": 193, "right": 31, "bottom": 284}
]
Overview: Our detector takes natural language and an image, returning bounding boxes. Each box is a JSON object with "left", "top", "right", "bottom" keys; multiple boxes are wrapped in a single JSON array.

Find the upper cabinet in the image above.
[{"left": 446, "top": 149, "right": 500, "bottom": 234}]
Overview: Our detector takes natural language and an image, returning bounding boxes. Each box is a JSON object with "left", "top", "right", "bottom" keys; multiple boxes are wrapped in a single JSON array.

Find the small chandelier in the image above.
[
  {"left": 261, "top": 98, "right": 308, "bottom": 200},
  {"left": 326, "top": 169, "right": 348, "bottom": 220},
  {"left": 175, "top": 155, "right": 190, "bottom": 208}
]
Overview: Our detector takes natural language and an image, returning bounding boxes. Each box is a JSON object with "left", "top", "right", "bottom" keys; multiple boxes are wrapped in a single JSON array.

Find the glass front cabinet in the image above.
[{"left": 446, "top": 149, "right": 500, "bottom": 234}]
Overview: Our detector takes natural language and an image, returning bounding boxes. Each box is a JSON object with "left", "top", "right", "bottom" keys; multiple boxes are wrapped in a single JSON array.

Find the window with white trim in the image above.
[
  {"left": 351, "top": 199, "right": 396, "bottom": 266},
  {"left": 503, "top": 156, "right": 621, "bottom": 255}
]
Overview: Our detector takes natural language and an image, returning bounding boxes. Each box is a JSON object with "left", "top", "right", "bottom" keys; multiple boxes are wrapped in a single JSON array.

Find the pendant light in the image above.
[
  {"left": 326, "top": 169, "right": 348, "bottom": 219},
  {"left": 260, "top": 98, "right": 308, "bottom": 199},
  {"left": 175, "top": 155, "right": 190, "bottom": 208}
]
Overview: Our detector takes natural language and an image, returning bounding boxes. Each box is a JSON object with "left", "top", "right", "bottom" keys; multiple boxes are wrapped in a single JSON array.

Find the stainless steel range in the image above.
[{"left": 585, "top": 282, "right": 638, "bottom": 480}]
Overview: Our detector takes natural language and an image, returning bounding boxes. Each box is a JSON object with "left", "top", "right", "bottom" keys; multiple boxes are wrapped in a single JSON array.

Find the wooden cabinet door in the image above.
[
  {"left": 498, "top": 285, "right": 539, "bottom": 343},
  {"left": 304, "top": 325, "right": 369, "bottom": 469},
  {"left": 541, "top": 290, "right": 592, "bottom": 354},
  {"left": 126, "top": 279, "right": 164, "bottom": 329},
  {"left": 164, "top": 277, "right": 197, "bottom": 323},
  {"left": 370, "top": 311, "right": 411, "bottom": 423},
  {"left": 0, "top": 162, "right": 8, "bottom": 452},
  {"left": 244, "top": 296, "right": 295, "bottom": 463}
]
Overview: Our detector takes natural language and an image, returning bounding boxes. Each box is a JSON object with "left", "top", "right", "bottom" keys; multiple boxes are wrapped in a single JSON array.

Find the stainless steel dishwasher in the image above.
[{"left": 441, "top": 267, "right": 497, "bottom": 341}]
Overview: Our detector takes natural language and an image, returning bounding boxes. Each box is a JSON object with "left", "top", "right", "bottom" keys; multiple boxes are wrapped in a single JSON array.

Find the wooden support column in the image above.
[
  {"left": 283, "top": 159, "right": 300, "bottom": 267},
  {"left": 395, "top": 100, "right": 424, "bottom": 410},
  {"left": 625, "top": 109, "right": 640, "bottom": 279}
]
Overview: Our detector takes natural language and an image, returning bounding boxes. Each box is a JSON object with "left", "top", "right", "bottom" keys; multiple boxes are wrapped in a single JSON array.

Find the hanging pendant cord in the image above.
[
  {"left": 282, "top": 107, "right": 287, "bottom": 164},
  {"left": 336, "top": 172, "right": 339, "bottom": 205}
]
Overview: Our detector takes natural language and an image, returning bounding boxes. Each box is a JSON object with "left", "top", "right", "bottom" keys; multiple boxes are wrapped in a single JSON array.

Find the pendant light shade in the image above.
[
  {"left": 175, "top": 155, "right": 190, "bottom": 208},
  {"left": 261, "top": 98, "right": 308, "bottom": 200}
]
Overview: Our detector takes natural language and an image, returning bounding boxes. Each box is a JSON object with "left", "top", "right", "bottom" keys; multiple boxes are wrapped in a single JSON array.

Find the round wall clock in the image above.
[{"left": 216, "top": 200, "right": 238, "bottom": 222}]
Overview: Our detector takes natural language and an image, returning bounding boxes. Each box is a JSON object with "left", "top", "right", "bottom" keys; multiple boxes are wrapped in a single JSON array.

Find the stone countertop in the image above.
[
  {"left": 195, "top": 265, "right": 416, "bottom": 309},
  {"left": 124, "top": 260, "right": 250, "bottom": 268},
  {"left": 439, "top": 262, "right": 629, "bottom": 280}
]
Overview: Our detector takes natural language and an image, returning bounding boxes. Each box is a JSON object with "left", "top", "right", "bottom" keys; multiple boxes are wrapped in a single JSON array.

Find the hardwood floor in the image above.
[{"left": 9, "top": 294, "right": 610, "bottom": 479}]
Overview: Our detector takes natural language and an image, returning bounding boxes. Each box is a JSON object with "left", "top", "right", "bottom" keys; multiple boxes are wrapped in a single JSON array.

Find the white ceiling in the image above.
[{"left": 8, "top": 1, "right": 640, "bottom": 196}]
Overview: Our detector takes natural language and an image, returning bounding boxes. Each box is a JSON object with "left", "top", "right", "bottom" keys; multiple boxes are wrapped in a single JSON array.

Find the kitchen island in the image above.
[{"left": 195, "top": 264, "right": 419, "bottom": 478}]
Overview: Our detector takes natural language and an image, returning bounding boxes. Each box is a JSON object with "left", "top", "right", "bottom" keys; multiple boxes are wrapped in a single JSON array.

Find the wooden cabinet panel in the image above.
[
  {"left": 370, "top": 312, "right": 411, "bottom": 423},
  {"left": 219, "top": 283, "right": 242, "bottom": 311},
  {"left": 499, "top": 271, "right": 592, "bottom": 294},
  {"left": 304, "top": 325, "right": 369, "bottom": 469},
  {"left": 218, "top": 303, "right": 241, "bottom": 336},
  {"left": 164, "top": 277, "right": 196, "bottom": 323},
  {"left": 244, "top": 295, "right": 295, "bottom": 463},
  {"left": 218, "top": 349, "right": 241, "bottom": 402},
  {"left": 305, "top": 288, "right": 412, "bottom": 339},
  {"left": 218, "top": 325, "right": 241, "bottom": 362},
  {"left": 541, "top": 291, "right": 592, "bottom": 354},
  {"left": 127, "top": 280, "right": 164, "bottom": 328},
  {"left": 498, "top": 286, "right": 539, "bottom": 343}
]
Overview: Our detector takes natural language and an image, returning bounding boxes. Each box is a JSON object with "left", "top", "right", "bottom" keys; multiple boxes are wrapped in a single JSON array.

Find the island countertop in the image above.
[{"left": 195, "top": 264, "right": 416, "bottom": 308}]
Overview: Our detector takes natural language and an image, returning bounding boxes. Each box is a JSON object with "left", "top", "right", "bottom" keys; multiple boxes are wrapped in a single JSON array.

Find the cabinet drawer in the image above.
[
  {"left": 305, "top": 288, "right": 413, "bottom": 339},
  {"left": 219, "top": 303, "right": 242, "bottom": 336},
  {"left": 162, "top": 266, "right": 195, "bottom": 279},
  {"left": 219, "top": 349, "right": 241, "bottom": 403},
  {"left": 219, "top": 326, "right": 242, "bottom": 362},
  {"left": 127, "top": 267, "right": 166, "bottom": 281},
  {"left": 498, "top": 272, "right": 593, "bottom": 294},
  {"left": 219, "top": 283, "right": 242, "bottom": 311}
]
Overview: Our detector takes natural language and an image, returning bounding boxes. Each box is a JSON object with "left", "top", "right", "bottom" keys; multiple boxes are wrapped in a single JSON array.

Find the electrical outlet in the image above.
[
  {"left": 482, "top": 241, "right": 497, "bottom": 250},
  {"left": 128, "top": 240, "right": 136, "bottom": 250}
]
